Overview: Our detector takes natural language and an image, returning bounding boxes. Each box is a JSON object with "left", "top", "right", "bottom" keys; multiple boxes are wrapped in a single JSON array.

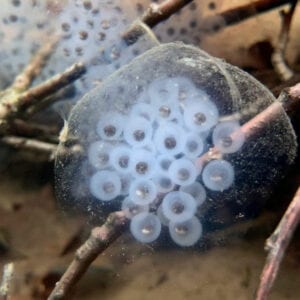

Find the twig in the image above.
[
  {"left": 11, "top": 38, "right": 58, "bottom": 92},
  {"left": 123, "top": 0, "right": 292, "bottom": 45},
  {"left": 0, "top": 63, "right": 86, "bottom": 133},
  {"left": 47, "top": 211, "right": 128, "bottom": 300},
  {"left": 1, "top": 136, "right": 57, "bottom": 159},
  {"left": 0, "top": 262, "right": 14, "bottom": 300},
  {"left": 255, "top": 186, "right": 300, "bottom": 300},
  {"left": 7, "top": 119, "right": 59, "bottom": 140},
  {"left": 13, "top": 63, "right": 86, "bottom": 115},
  {"left": 122, "top": 0, "right": 193, "bottom": 44},
  {"left": 214, "top": 0, "right": 292, "bottom": 29},
  {"left": 271, "top": 1, "right": 297, "bottom": 81},
  {"left": 196, "top": 82, "right": 300, "bottom": 168},
  {"left": 141, "top": 0, "right": 193, "bottom": 28}
]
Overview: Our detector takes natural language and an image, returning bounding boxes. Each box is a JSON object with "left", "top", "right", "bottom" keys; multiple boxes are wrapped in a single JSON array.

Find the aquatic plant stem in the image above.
[
  {"left": 255, "top": 186, "right": 300, "bottom": 300},
  {"left": 47, "top": 211, "right": 128, "bottom": 300}
]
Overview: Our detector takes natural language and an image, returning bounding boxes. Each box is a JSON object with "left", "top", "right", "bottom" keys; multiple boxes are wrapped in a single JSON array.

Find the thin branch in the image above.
[
  {"left": 196, "top": 82, "right": 300, "bottom": 168},
  {"left": 47, "top": 211, "right": 128, "bottom": 300},
  {"left": 141, "top": 0, "right": 193, "bottom": 28},
  {"left": 255, "top": 186, "right": 300, "bottom": 300},
  {"left": 8, "top": 119, "right": 59, "bottom": 140},
  {"left": 11, "top": 38, "right": 58, "bottom": 92},
  {"left": 0, "top": 262, "right": 14, "bottom": 300},
  {"left": 14, "top": 63, "right": 86, "bottom": 114},
  {"left": 0, "top": 63, "right": 86, "bottom": 133},
  {"left": 214, "top": 0, "right": 292, "bottom": 29},
  {"left": 1, "top": 136, "right": 57, "bottom": 159},
  {"left": 122, "top": 0, "right": 193, "bottom": 44},
  {"left": 271, "top": 1, "right": 297, "bottom": 81},
  {"left": 123, "top": 0, "right": 292, "bottom": 44}
]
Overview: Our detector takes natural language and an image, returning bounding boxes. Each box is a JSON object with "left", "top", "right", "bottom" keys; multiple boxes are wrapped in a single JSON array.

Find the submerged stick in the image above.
[
  {"left": 0, "top": 63, "right": 86, "bottom": 134},
  {"left": 11, "top": 39, "right": 58, "bottom": 92},
  {"left": 255, "top": 187, "right": 300, "bottom": 300},
  {"left": 47, "top": 211, "right": 128, "bottom": 300}
]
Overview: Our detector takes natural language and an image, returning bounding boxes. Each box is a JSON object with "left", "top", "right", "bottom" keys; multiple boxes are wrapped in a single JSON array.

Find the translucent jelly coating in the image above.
[
  {"left": 121, "top": 197, "right": 149, "bottom": 219},
  {"left": 157, "top": 204, "right": 170, "bottom": 226},
  {"left": 153, "top": 122, "right": 185, "bottom": 156},
  {"left": 130, "top": 102, "right": 156, "bottom": 123},
  {"left": 130, "top": 149, "right": 157, "bottom": 179},
  {"left": 154, "top": 173, "right": 175, "bottom": 193},
  {"left": 183, "top": 98, "right": 219, "bottom": 133},
  {"left": 89, "top": 170, "right": 121, "bottom": 201},
  {"left": 169, "top": 217, "right": 203, "bottom": 247},
  {"left": 130, "top": 212, "right": 162, "bottom": 243},
  {"left": 183, "top": 132, "right": 205, "bottom": 159},
  {"left": 96, "top": 113, "right": 124, "bottom": 141},
  {"left": 120, "top": 175, "right": 132, "bottom": 196},
  {"left": 179, "top": 182, "right": 206, "bottom": 207},
  {"left": 88, "top": 141, "right": 112, "bottom": 169},
  {"left": 168, "top": 158, "right": 198, "bottom": 186},
  {"left": 171, "top": 76, "right": 200, "bottom": 103},
  {"left": 124, "top": 116, "right": 153, "bottom": 147},
  {"left": 129, "top": 178, "right": 158, "bottom": 205},
  {"left": 110, "top": 145, "right": 133, "bottom": 174},
  {"left": 148, "top": 77, "right": 179, "bottom": 105},
  {"left": 156, "top": 154, "right": 175, "bottom": 174},
  {"left": 202, "top": 159, "right": 235, "bottom": 191},
  {"left": 148, "top": 77, "right": 181, "bottom": 121},
  {"left": 212, "top": 121, "right": 245, "bottom": 154},
  {"left": 162, "top": 191, "right": 197, "bottom": 223}
]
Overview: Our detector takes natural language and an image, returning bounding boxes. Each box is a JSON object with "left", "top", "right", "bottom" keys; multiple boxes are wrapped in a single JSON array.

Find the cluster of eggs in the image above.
[
  {"left": 0, "top": 0, "right": 54, "bottom": 88},
  {"left": 41, "top": 0, "right": 158, "bottom": 96},
  {"left": 87, "top": 76, "right": 245, "bottom": 246}
]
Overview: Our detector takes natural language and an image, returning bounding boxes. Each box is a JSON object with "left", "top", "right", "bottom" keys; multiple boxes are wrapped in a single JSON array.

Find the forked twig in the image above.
[
  {"left": 271, "top": 0, "right": 297, "bottom": 81},
  {"left": 11, "top": 38, "right": 58, "bottom": 92},
  {"left": 0, "top": 63, "right": 86, "bottom": 134},
  {"left": 47, "top": 211, "right": 128, "bottom": 300},
  {"left": 255, "top": 187, "right": 300, "bottom": 300}
]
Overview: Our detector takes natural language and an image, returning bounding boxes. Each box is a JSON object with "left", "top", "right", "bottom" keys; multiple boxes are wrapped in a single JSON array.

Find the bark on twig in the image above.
[
  {"left": 271, "top": 1, "right": 297, "bottom": 81},
  {"left": 255, "top": 187, "right": 300, "bottom": 300},
  {"left": 0, "top": 63, "right": 86, "bottom": 133},
  {"left": 214, "top": 0, "right": 292, "bottom": 29},
  {"left": 1, "top": 136, "right": 57, "bottom": 159},
  {"left": 11, "top": 39, "right": 58, "bottom": 92},
  {"left": 47, "top": 211, "right": 128, "bottom": 300}
]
